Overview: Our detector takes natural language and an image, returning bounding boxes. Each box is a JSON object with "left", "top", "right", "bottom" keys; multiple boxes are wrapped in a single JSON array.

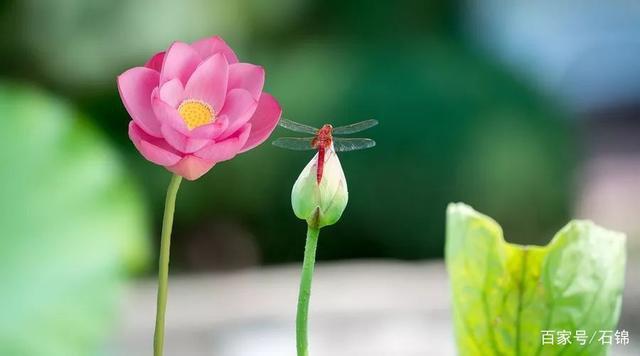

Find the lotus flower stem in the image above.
[
  {"left": 153, "top": 174, "right": 182, "bottom": 356},
  {"left": 296, "top": 225, "right": 320, "bottom": 356}
]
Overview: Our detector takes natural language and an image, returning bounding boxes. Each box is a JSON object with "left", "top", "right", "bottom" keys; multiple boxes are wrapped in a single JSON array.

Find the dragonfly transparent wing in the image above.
[
  {"left": 333, "top": 137, "right": 376, "bottom": 152},
  {"left": 278, "top": 118, "right": 318, "bottom": 134},
  {"left": 332, "top": 119, "right": 378, "bottom": 135},
  {"left": 272, "top": 137, "right": 315, "bottom": 151}
]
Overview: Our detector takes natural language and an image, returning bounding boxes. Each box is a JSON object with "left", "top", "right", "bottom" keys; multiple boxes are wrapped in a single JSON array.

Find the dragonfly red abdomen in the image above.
[
  {"left": 311, "top": 124, "right": 334, "bottom": 183},
  {"left": 316, "top": 147, "right": 326, "bottom": 184}
]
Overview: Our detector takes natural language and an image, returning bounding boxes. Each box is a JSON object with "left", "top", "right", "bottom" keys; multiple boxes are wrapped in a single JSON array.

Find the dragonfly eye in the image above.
[{"left": 320, "top": 124, "right": 333, "bottom": 131}]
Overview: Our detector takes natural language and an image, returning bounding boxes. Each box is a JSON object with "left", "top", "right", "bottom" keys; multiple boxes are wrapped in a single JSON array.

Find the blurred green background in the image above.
[
  {"left": 0, "top": 0, "right": 577, "bottom": 266},
  {"left": 1, "top": 0, "right": 639, "bottom": 354}
]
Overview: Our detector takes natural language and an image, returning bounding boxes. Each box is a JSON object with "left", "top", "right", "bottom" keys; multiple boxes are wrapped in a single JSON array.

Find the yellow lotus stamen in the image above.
[{"left": 178, "top": 100, "right": 215, "bottom": 130}]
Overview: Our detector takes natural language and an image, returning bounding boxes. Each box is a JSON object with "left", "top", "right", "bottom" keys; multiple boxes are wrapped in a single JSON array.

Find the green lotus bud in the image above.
[{"left": 291, "top": 145, "right": 348, "bottom": 228}]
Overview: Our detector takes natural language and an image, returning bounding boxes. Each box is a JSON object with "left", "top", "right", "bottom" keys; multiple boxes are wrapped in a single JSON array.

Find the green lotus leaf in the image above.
[
  {"left": 0, "top": 83, "right": 149, "bottom": 356},
  {"left": 446, "top": 203, "right": 626, "bottom": 356}
]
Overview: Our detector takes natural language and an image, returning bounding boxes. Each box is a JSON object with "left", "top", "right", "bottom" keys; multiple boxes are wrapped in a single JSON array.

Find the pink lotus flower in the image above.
[{"left": 118, "top": 36, "right": 282, "bottom": 180}]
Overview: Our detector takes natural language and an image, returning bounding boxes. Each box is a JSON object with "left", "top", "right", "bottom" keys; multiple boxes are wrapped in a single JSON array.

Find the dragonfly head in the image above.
[
  {"left": 319, "top": 124, "right": 333, "bottom": 136},
  {"left": 312, "top": 124, "right": 334, "bottom": 149}
]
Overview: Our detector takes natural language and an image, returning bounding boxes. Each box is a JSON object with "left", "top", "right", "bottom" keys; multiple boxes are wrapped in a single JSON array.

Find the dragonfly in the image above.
[{"left": 273, "top": 118, "right": 378, "bottom": 183}]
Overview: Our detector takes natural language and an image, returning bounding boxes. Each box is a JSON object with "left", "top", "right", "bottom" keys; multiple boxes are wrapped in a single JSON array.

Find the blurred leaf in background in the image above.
[
  {"left": 0, "top": 83, "right": 149, "bottom": 355},
  {"left": 446, "top": 203, "right": 626, "bottom": 356},
  {"left": 0, "top": 0, "right": 311, "bottom": 90}
]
